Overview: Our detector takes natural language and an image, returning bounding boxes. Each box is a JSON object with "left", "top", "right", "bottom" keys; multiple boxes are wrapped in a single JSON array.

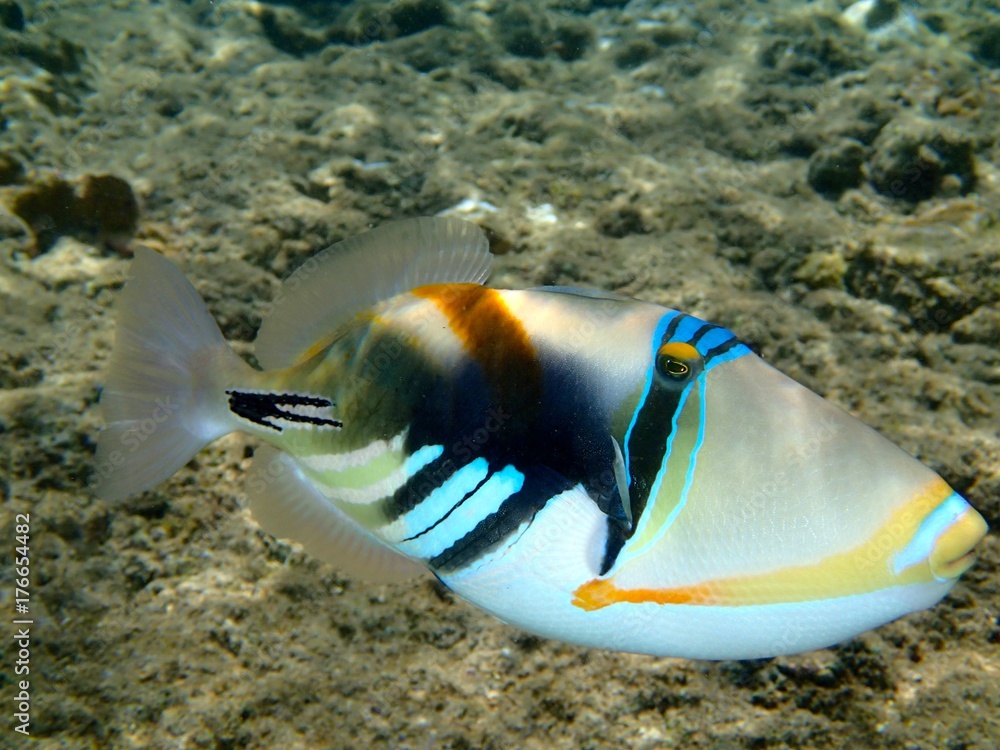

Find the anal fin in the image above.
[{"left": 246, "top": 445, "right": 426, "bottom": 583}]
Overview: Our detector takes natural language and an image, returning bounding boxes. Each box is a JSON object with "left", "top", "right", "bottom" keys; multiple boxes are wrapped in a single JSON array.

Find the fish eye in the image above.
[
  {"left": 655, "top": 342, "right": 701, "bottom": 381},
  {"left": 659, "top": 357, "right": 689, "bottom": 378}
]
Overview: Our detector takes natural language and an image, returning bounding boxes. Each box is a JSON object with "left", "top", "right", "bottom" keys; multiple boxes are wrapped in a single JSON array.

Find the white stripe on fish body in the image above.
[
  {"left": 485, "top": 288, "right": 666, "bottom": 409},
  {"left": 273, "top": 403, "right": 336, "bottom": 428},
  {"left": 295, "top": 432, "right": 408, "bottom": 475},
  {"left": 370, "top": 294, "right": 469, "bottom": 368},
  {"left": 293, "top": 435, "right": 444, "bottom": 507},
  {"left": 293, "top": 435, "right": 410, "bottom": 505}
]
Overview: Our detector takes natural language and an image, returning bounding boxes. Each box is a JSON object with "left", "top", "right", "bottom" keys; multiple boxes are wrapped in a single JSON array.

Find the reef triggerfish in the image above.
[{"left": 95, "top": 217, "right": 988, "bottom": 659}]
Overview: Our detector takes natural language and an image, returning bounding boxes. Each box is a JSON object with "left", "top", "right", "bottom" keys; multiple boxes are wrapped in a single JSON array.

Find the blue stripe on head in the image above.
[
  {"left": 670, "top": 314, "right": 706, "bottom": 345},
  {"left": 690, "top": 325, "right": 733, "bottom": 353},
  {"left": 704, "top": 339, "right": 753, "bottom": 366},
  {"left": 622, "top": 311, "right": 751, "bottom": 494},
  {"left": 662, "top": 313, "right": 751, "bottom": 370}
]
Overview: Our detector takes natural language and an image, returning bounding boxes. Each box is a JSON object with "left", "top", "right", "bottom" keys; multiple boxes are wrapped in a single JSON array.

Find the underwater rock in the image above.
[
  {"left": 613, "top": 38, "right": 661, "bottom": 70},
  {"left": 393, "top": 25, "right": 486, "bottom": 73},
  {"left": 7, "top": 173, "right": 139, "bottom": 256},
  {"left": 0, "top": 0, "right": 24, "bottom": 31},
  {"left": 867, "top": 118, "right": 975, "bottom": 203},
  {"left": 951, "top": 306, "right": 1000, "bottom": 346},
  {"left": 12, "top": 33, "right": 86, "bottom": 75},
  {"left": 597, "top": 203, "right": 648, "bottom": 238},
  {"left": 843, "top": 240, "right": 986, "bottom": 330},
  {"left": 255, "top": 0, "right": 452, "bottom": 54},
  {"left": 0, "top": 151, "right": 25, "bottom": 185},
  {"left": 347, "top": 0, "right": 452, "bottom": 45},
  {"left": 759, "top": 14, "right": 869, "bottom": 83},
  {"left": 76, "top": 175, "right": 140, "bottom": 250},
  {"left": 970, "top": 23, "right": 1000, "bottom": 68},
  {"left": 255, "top": 6, "right": 329, "bottom": 56},
  {"left": 389, "top": 0, "right": 451, "bottom": 38},
  {"left": 851, "top": 0, "right": 902, "bottom": 30},
  {"left": 645, "top": 22, "right": 699, "bottom": 49},
  {"left": 842, "top": 0, "right": 920, "bottom": 45},
  {"left": 552, "top": 19, "right": 594, "bottom": 62},
  {"left": 807, "top": 138, "right": 867, "bottom": 198},
  {"left": 794, "top": 250, "right": 849, "bottom": 289},
  {"left": 494, "top": 3, "right": 551, "bottom": 59},
  {"left": 8, "top": 176, "right": 77, "bottom": 255}
]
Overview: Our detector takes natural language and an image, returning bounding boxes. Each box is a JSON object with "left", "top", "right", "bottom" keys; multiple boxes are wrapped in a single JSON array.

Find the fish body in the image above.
[{"left": 96, "top": 217, "right": 987, "bottom": 659}]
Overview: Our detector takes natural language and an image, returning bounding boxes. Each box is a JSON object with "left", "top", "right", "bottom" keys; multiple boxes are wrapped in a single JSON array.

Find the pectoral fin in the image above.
[{"left": 611, "top": 435, "right": 632, "bottom": 529}]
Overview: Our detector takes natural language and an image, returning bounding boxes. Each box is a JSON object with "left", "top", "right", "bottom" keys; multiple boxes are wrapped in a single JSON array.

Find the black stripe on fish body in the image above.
[
  {"left": 416, "top": 356, "right": 613, "bottom": 486},
  {"left": 703, "top": 335, "right": 744, "bottom": 362},
  {"left": 385, "top": 451, "right": 461, "bottom": 522},
  {"left": 600, "top": 520, "right": 629, "bottom": 575},
  {"left": 661, "top": 312, "right": 686, "bottom": 343},
  {"left": 688, "top": 319, "right": 721, "bottom": 346},
  {"left": 400, "top": 470, "right": 493, "bottom": 543},
  {"left": 428, "top": 466, "right": 577, "bottom": 574},
  {"left": 226, "top": 390, "right": 342, "bottom": 432},
  {"left": 373, "top": 312, "right": 628, "bottom": 572},
  {"left": 380, "top": 364, "right": 497, "bottom": 523},
  {"left": 616, "top": 315, "right": 716, "bottom": 542},
  {"left": 622, "top": 383, "right": 683, "bottom": 531},
  {"left": 367, "top": 324, "right": 612, "bottom": 572}
]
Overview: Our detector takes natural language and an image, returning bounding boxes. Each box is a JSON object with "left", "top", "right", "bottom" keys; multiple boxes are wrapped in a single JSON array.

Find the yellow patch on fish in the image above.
[{"left": 572, "top": 478, "right": 962, "bottom": 611}]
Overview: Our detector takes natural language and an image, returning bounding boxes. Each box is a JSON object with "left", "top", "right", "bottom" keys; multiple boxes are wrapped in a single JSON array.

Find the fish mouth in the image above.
[{"left": 928, "top": 507, "right": 989, "bottom": 580}]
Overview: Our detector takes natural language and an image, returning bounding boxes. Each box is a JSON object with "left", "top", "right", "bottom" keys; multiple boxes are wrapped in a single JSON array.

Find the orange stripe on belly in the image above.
[{"left": 572, "top": 579, "right": 721, "bottom": 611}]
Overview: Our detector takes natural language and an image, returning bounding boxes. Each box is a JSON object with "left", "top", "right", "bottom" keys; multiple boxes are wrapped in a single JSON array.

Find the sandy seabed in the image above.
[{"left": 0, "top": 0, "right": 998, "bottom": 748}]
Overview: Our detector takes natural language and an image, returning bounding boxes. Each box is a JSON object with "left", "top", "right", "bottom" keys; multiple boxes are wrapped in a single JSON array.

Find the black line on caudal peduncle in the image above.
[{"left": 225, "top": 390, "right": 342, "bottom": 432}]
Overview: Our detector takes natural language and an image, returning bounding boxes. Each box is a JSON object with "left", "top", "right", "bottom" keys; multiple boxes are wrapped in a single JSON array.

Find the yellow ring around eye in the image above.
[
  {"left": 657, "top": 342, "right": 700, "bottom": 362},
  {"left": 656, "top": 342, "right": 702, "bottom": 380}
]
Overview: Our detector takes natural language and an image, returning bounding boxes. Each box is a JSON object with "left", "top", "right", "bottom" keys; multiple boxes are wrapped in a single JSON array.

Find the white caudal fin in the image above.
[
  {"left": 254, "top": 216, "right": 492, "bottom": 370},
  {"left": 247, "top": 446, "right": 427, "bottom": 583},
  {"left": 94, "top": 248, "right": 253, "bottom": 502}
]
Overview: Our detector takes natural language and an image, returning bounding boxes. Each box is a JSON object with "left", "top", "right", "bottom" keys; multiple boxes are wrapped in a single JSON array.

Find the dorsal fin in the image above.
[{"left": 255, "top": 217, "right": 492, "bottom": 369}]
